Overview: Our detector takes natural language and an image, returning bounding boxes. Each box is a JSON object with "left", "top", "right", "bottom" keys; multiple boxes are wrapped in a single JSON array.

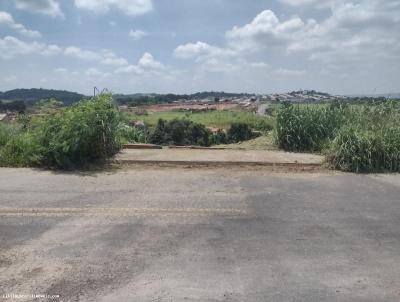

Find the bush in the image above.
[
  {"left": 227, "top": 123, "right": 253, "bottom": 143},
  {"left": 0, "top": 131, "right": 41, "bottom": 167},
  {"left": 0, "top": 94, "right": 121, "bottom": 169},
  {"left": 275, "top": 103, "right": 346, "bottom": 152},
  {"left": 150, "top": 118, "right": 213, "bottom": 146},
  {"left": 34, "top": 94, "right": 121, "bottom": 169},
  {"left": 117, "top": 124, "right": 146, "bottom": 144},
  {"left": 214, "top": 129, "right": 228, "bottom": 145}
]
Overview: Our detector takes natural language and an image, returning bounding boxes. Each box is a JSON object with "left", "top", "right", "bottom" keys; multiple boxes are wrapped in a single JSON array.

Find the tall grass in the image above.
[
  {"left": 275, "top": 103, "right": 346, "bottom": 152},
  {"left": 0, "top": 123, "right": 20, "bottom": 147},
  {"left": 328, "top": 101, "right": 400, "bottom": 173},
  {"left": 276, "top": 101, "right": 400, "bottom": 173}
]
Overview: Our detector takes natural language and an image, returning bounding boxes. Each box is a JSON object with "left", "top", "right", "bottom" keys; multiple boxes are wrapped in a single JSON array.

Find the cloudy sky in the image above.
[{"left": 0, "top": 0, "right": 399, "bottom": 95}]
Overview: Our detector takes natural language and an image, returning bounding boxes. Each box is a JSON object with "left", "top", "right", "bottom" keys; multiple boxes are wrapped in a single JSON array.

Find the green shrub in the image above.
[
  {"left": 0, "top": 94, "right": 121, "bottom": 169},
  {"left": 275, "top": 103, "right": 346, "bottom": 152},
  {"left": 214, "top": 129, "right": 228, "bottom": 145},
  {"left": 117, "top": 124, "right": 146, "bottom": 144},
  {"left": 34, "top": 94, "right": 121, "bottom": 169},
  {"left": 150, "top": 118, "right": 213, "bottom": 146},
  {"left": 227, "top": 123, "right": 253, "bottom": 143}
]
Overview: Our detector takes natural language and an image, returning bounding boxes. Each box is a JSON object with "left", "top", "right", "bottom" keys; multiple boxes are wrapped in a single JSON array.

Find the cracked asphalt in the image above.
[{"left": 0, "top": 167, "right": 400, "bottom": 301}]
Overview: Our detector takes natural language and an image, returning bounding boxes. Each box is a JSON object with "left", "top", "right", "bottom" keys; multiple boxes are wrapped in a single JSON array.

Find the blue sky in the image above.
[{"left": 0, "top": 0, "right": 399, "bottom": 95}]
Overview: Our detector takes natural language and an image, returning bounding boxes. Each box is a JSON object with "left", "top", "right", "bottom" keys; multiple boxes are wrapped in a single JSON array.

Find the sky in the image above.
[{"left": 0, "top": 0, "right": 399, "bottom": 95}]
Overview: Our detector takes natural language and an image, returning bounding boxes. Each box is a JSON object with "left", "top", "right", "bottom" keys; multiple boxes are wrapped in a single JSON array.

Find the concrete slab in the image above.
[{"left": 116, "top": 149, "right": 324, "bottom": 168}]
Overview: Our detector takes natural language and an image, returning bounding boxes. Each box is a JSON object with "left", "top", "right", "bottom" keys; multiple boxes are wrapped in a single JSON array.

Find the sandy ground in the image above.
[{"left": 0, "top": 167, "right": 400, "bottom": 301}]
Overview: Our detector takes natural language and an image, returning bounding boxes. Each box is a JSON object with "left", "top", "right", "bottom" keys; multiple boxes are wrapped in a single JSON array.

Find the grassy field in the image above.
[{"left": 123, "top": 110, "right": 274, "bottom": 131}]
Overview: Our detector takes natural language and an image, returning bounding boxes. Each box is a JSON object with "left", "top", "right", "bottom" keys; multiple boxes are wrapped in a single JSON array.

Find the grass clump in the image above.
[
  {"left": 275, "top": 103, "right": 345, "bottom": 152},
  {"left": 327, "top": 102, "right": 400, "bottom": 173},
  {"left": 276, "top": 101, "right": 400, "bottom": 173}
]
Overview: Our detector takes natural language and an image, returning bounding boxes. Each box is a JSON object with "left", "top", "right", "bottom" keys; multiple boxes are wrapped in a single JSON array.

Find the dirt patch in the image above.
[{"left": 123, "top": 102, "right": 241, "bottom": 113}]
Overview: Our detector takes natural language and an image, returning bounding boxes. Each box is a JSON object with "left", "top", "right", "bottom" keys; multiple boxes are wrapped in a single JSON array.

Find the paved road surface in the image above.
[{"left": 0, "top": 167, "right": 400, "bottom": 301}]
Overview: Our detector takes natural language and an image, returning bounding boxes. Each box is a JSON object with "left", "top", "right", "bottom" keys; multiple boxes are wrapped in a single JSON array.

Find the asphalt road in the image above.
[{"left": 0, "top": 167, "right": 400, "bottom": 302}]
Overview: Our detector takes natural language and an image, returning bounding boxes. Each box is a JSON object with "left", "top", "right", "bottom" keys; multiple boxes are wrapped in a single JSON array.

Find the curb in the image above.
[
  {"left": 122, "top": 144, "right": 162, "bottom": 150},
  {"left": 168, "top": 146, "right": 227, "bottom": 150},
  {"left": 115, "top": 159, "right": 324, "bottom": 170}
]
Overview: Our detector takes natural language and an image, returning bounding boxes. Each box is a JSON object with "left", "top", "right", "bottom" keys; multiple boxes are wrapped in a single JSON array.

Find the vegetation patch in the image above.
[
  {"left": 125, "top": 110, "right": 274, "bottom": 132},
  {"left": 150, "top": 119, "right": 214, "bottom": 147},
  {"left": 0, "top": 94, "right": 121, "bottom": 169},
  {"left": 275, "top": 101, "right": 400, "bottom": 173},
  {"left": 275, "top": 103, "right": 346, "bottom": 152}
]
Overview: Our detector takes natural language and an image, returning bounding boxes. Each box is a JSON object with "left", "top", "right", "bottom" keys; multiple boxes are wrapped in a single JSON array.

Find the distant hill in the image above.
[{"left": 0, "top": 88, "right": 87, "bottom": 106}]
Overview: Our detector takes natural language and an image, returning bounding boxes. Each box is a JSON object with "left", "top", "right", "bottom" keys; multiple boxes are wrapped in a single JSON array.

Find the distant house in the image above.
[{"left": 0, "top": 113, "right": 10, "bottom": 123}]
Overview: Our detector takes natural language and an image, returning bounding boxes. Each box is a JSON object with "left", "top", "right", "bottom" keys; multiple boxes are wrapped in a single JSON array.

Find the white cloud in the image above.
[
  {"left": 115, "top": 52, "right": 165, "bottom": 75},
  {"left": 53, "top": 67, "right": 68, "bottom": 73},
  {"left": 0, "top": 36, "right": 129, "bottom": 68},
  {"left": 0, "top": 11, "right": 41, "bottom": 38},
  {"left": 74, "top": 0, "right": 153, "bottom": 16},
  {"left": 64, "top": 46, "right": 102, "bottom": 61},
  {"left": 14, "top": 0, "right": 64, "bottom": 18},
  {"left": 138, "top": 52, "right": 164, "bottom": 70},
  {"left": 85, "top": 67, "right": 110, "bottom": 78},
  {"left": 226, "top": 10, "right": 313, "bottom": 52},
  {"left": 100, "top": 50, "right": 128, "bottom": 66},
  {"left": 129, "top": 29, "right": 147, "bottom": 41},
  {"left": 174, "top": 41, "right": 213, "bottom": 59},
  {"left": 274, "top": 68, "right": 306, "bottom": 76},
  {"left": 115, "top": 65, "right": 141, "bottom": 74},
  {"left": 0, "top": 36, "right": 44, "bottom": 59},
  {"left": 100, "top": 57, "right": 128, "bottom": 67},
  {"left": 174, "top": 41, "right": 238, "bottom": 67},
  {"left": 0, "top": 36, "right": 65, "bottom": 59},
  {"left": 64, "top": 47, "right": 129, "bottom": 66},
  {"left": 279, "top": 0, "right": 326, "bottom": 6},
  {"left": 221, "top": 1, "right": 400, "bottom": 69},
  {"left": 42, "top": 44, "right": 62, "bottom": 56}
]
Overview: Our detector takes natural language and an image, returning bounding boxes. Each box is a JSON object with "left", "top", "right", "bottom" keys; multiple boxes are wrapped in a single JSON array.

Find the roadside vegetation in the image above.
[
  {"left": 2, "top": 91, "right": 399, "bottom": 173},
  {"left": 0, "top": 95, "right": 266, "bottom": 169},
  {"left": 148, "top": 119, "right": 261, "bottom": 147},
  {"left": 275, "top": 101, "right": 400, "bottom": 173},
  {"left": 0, "top": 94, "right": 121, "bottom": 169},
  {"left": 124, "top": 110, "right": 274, "bottom": 132}
]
